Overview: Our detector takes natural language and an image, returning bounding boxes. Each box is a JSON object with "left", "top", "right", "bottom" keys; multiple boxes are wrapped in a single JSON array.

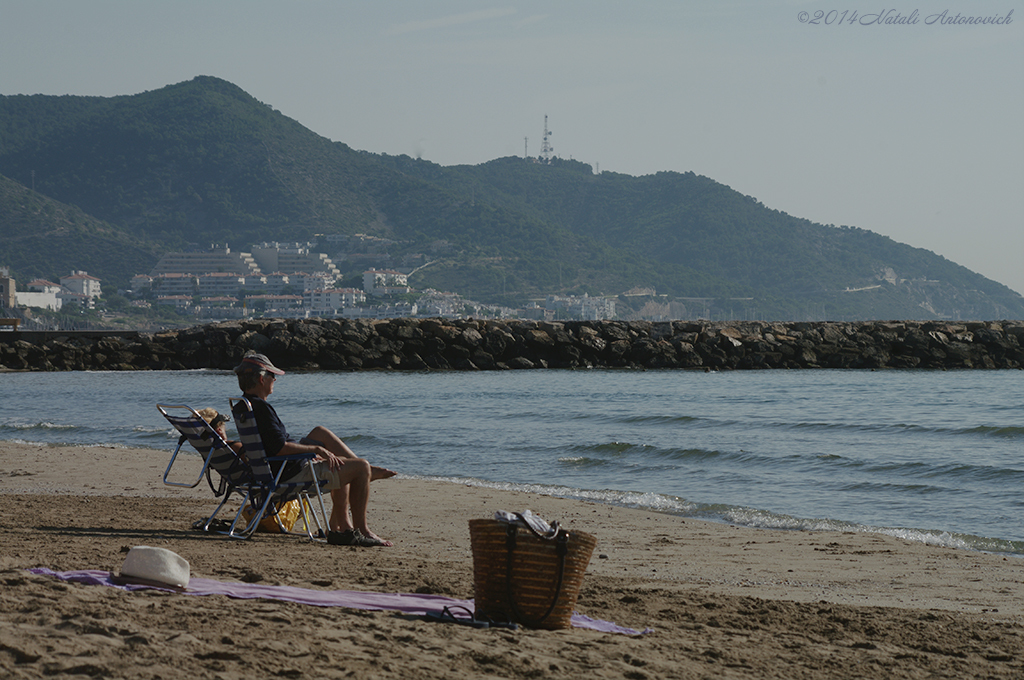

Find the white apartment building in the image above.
[
  {"left": 135, "top": 245, "right": 340, "bottom": 301},
  {"left": 304, "top": 287, "right": 366, "bottom": 313},
  {"left": 250, "top": 242, "right": 339, "bottom": 280},
  {"left": 242, "top": 274, "right": 267, "bottom": 292},
  {"left": 18, "top": 279, "right": 63, "bottom": 311},
  {"left": 18, "top": 286, "right": 61, "bottom": 310},
  {"left": 243, "top": 294, "right": 304, "bottom": 311},
  {"left": 156, "top": 295, "right": 193, "bottom": 309},
  {"left": 150, "top": 247, "right": 260, "bottom": 276},
  {"left": 151, "top": 273, "right": 198, "bottom": 296},
  {"left": 197, "top": 272, "right": 246, "bottom": 297},
  {"left": 341, "top": 303, "right": 418, "bottom": 319},
  {"left": 301, "top": 272, "right": 335, "bottom": 292},
  {"left": 59, "top": 292, "right": 94, "bottom": 309},
  {"left": 363, "top": 269, "right": 410, "bottom": 296},
  {"left": 60, "top": 271, "right": 102, "bottom": 300},
  {"left": 546, "top": 294, "right": 617, "bottom": 320},
  {"left": 27, "top": 279, "right": 61, "bottom": 294}
]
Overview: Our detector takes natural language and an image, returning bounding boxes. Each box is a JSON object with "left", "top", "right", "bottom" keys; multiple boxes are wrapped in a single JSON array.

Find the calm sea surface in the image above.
[{"left": 2, "top": 369, "right": 1021, "bottom": 555}]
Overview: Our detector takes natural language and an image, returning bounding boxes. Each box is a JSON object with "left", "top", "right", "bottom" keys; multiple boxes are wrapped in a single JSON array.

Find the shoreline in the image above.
[
  {"left": 3, "top": 442, "right": 1024, "bottom": 678},
  {"left": 5, "top": 439, "right": 1022, "bottom": 557}
]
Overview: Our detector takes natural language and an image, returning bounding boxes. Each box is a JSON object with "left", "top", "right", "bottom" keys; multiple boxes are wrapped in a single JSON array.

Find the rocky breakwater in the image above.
[{"left": 1, "top": 318, "right": 1022, "bottom": 372}]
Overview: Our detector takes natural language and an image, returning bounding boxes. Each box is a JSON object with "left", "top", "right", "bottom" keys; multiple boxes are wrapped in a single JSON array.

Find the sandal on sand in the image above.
[
  {"left": 421, "top": 606, "right": 490, "bottom": 629},
  {"left": 327, "top": 529, "right": 388, "bottom": 547},
  {"left": 420, "top": 606, "right": 519, "bottom": 630}
]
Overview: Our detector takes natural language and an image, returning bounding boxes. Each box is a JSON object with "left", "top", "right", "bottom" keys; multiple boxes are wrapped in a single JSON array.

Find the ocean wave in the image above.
[
  {"left": 957, "top": 425, "right": 1024, "bottom": 439},
  {"left": 411, "top": 475, "right": 1024, "bottom": 558},
  {"left": 550, "top": 441, "right": 780, "bottom": 467},
  {"left": 815, "top": 456, "right": 1024, "bottom": 484},
  {"left": 0, "top": 421, "right": 78, "bottom": 431},
  {"left": 614, "top": 414, "right": 707, "bottom": 426},
  {"left": 3, "top": 438, "right": 154, "bottom": 451},
  {"left": 556, "top": 456, "right": 610, "bottom": 469},
  {"left": 774, "top": 420, "right": 1023, "bottom": 440},
  {"left": 417, "top": 476, "right": 698, "bottom": 514},
  {"left": 833, "top": 480, "right": 950, "bottom": 495}
]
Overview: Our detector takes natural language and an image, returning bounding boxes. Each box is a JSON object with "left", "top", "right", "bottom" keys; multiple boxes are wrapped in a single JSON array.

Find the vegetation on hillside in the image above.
[
  {"left": 1, "top": 76, "right": 1020, "bottom": 319},
  {"left": 0, "top": 173, "right": 160, "bottom": 286}
]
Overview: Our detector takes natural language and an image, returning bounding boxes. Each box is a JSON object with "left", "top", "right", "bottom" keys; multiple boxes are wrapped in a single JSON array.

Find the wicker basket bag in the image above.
[{"left": 469, "top": 516, "right": 597, "bottom": 629}]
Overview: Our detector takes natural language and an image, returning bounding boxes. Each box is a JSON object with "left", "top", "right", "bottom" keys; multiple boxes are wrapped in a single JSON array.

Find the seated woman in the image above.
[
  {"left": 197, "top": 407, "right": 241, "bottom": 455},
  {"left": 230, "top": 352, "right": 395, "bottom": 547}
]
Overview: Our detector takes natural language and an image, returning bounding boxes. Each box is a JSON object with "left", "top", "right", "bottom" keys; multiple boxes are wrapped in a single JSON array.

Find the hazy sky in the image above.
[{"left": 2, "top": 1, "right": 1022, "bottom": 294}]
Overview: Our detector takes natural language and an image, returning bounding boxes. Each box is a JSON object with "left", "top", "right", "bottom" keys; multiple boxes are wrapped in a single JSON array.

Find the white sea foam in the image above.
[{"left": 2, "top": 421, "right": 77, "bottom": 431}]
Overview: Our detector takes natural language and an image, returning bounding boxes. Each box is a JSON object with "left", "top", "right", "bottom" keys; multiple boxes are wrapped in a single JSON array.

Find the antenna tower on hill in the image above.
[{"left": 540, "top": 115, "right": 554, "bottom": 164}]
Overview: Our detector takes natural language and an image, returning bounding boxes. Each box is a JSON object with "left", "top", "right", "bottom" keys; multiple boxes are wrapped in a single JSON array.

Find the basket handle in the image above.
[{"left": 505, "top": 520, "right": 569, "bottom": 627}]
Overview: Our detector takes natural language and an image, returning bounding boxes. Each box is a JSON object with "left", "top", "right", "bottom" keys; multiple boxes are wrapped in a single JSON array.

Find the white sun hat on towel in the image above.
[{"left": 114, "top": 546, "right": 190, "bottom": 590}]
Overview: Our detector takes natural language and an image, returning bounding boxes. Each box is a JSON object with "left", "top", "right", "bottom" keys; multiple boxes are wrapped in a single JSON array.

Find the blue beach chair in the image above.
[{"left": 228, "top": 396, "right": 330, "bottom": 541}]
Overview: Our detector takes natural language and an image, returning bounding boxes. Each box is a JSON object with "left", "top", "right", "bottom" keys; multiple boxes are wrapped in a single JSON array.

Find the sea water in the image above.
[{"left": 1, "top": 369, "right": 1021, "bottom": 555}]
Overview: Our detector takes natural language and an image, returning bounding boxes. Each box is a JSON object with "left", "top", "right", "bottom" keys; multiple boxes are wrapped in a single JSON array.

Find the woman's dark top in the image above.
[{"left": 238, "top": 394, "right": 303, "bottom": 480}]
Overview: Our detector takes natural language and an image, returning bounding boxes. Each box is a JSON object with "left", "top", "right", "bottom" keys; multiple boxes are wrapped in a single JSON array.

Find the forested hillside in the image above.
[
  {"left": 1, "top": 76, "right": 1020, "bottom": 320},
  {"left": 0, "top": 173, "right": 161, "bottom": 286}
]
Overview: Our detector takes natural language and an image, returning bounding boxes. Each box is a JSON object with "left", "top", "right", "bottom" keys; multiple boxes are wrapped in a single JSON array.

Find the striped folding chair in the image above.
[
  {"left": 157, "top": 403, "right": 256, "bottom": 535},
  {"left": 228, "top": 397, "right": 330, "bottom": 541}
]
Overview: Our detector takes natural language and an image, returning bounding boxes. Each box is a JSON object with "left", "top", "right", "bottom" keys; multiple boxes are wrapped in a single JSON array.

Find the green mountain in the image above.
[
  {"left": 0, "top": 172, "right": 161, "bottom": 287},
  {"left": 1, "top": 75, "right": 1020, "bottom": 320}
]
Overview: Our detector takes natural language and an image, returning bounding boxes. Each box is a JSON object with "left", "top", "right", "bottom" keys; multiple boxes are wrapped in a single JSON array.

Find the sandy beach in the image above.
[{"left": 2, "top": 441, "right": 1023, "bottom": 679}]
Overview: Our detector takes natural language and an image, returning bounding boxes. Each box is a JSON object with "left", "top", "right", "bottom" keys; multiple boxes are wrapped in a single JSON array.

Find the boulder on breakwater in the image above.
[{"left": 1, "top": 318, "right": 1022, "bottom": 372}]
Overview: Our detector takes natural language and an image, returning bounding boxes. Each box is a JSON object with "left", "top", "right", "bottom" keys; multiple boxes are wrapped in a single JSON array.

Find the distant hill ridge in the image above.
[{"left": 1, "top": 75, "right": 1020, "bottom": 320}]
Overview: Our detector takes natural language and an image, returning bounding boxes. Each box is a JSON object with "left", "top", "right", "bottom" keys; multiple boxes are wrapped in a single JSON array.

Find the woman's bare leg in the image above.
[{"left": 307, "top": 426, "right": 397, "bottom": 480}]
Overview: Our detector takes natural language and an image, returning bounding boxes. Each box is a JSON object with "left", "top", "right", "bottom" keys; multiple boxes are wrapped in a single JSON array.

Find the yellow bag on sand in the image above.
[{"left": 240, "top": 498, "right": 313, "bottom": 534}]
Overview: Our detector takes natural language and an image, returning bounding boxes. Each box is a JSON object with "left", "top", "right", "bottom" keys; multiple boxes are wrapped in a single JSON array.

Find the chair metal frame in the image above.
[
  {"left": 158, "top": 403, "right": 257, "bottom": 536},
  {"left": 157, "top": 402, "right": 327, "bottom": 541}
]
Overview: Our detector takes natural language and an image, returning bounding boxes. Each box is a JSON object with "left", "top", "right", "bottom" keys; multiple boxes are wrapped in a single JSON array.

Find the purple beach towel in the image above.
[{"left": 28, "top": 568, "right": 650, "bottom": 635}]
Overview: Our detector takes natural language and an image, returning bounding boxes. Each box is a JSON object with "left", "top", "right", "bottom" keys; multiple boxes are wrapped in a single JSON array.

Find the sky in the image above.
[{"left": 2, "top": 1, "right": 1022, "bottom": 295}]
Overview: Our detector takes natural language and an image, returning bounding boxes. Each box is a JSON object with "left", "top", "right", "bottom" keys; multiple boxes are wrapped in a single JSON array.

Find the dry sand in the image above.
[{"left": 2, "top": 441, "right": 1023, "bottom": 679}]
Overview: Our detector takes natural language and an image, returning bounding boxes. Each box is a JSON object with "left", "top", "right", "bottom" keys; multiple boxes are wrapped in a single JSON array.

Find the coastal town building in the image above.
[
  {"left": 129, "top": 274, "right": 153, "bottom": 293},
  {"left": 60, "top": 271, "right": 102, "bottom": 301},
  {"left": 416, "top": 289, "right": 465, "bottom": 317},
  {"left": 250, "top": 242, "right": 339, "bottom": 280},
  {"left": 27, "top": 279, "right": 62, "bottom": 294},
  {"left": 243, "top": 294, "right": 304, "bottom": 312},
  {"left": 5, "top": 271, "right": 105, "bottom": 311},
  {"left": 197, "top": 273, "right": 246, "bottom": 297},
  {"left": 20, "top": 279, "right": 64, "bottom": 311},
  {"left": 143, "top": 244, "right": 338, "bottom": 303},
  {"left": 341, "top": 302, "right": 418, "bottom": 319},
  {"left": 545, "top": 294, "right": 616, "bottom": 320},
  {"left": 155, "top": 295, "right": 193, "bottom": 309},
  {"left": 363, "top": 269, "right": 411, "bottom": 296},
  {"left": 150, "top": 247, "right": 260, "bottom": 277},
  {"left": 304, "top": 287, "right": 366, "bottom": 314},
  {"left": 150, "top": 274, "right": 198, "bottom": 297},
  {"left": 301, "top": 272, "right": 335, "bottom": 292},
  {"left": 0, "top": 268, "right": 17, "bottom": 310},
  {"left": 257, "top": 273, "right": 292, "bottom": 294},
  {"left": 112, "top": 243, "right": 624, "bottom": 322},
  {"left": 196, "top": 296, "right": 245, "bottom": 319}
]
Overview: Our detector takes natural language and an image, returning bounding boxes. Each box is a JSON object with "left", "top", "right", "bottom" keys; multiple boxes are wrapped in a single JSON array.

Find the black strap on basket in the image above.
[{"left": 504, "top": 513, "right": 569, "bottom": 628}]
